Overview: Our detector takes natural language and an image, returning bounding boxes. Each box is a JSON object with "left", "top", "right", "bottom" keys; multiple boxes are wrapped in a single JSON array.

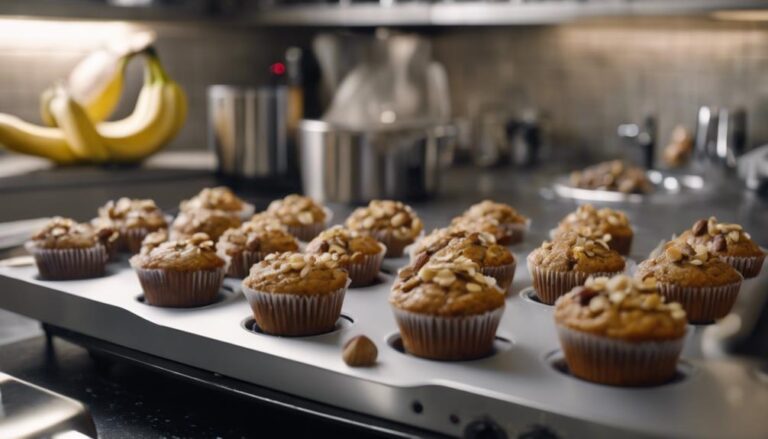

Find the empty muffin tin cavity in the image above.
[
  {"left": 386, "top": 332, "right": 514, "bottom": 361},
  {"left": 519, "top": 287, "right": 551, "bottom": 307},
  {"left": 240, "top": 313, "right": 354, "bottom": 337},
  {"left": 545, "top": 350, "right": 694, "bottom": 388}
]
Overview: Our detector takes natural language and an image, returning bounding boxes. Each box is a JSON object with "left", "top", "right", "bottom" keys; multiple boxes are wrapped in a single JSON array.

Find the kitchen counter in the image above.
[{"left": 0, "top": 162, "right": 766, "bottom": 438}]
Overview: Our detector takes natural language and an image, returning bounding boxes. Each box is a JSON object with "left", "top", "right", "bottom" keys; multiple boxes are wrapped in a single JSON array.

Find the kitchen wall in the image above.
[
  {"left": 0, "top": 16, "right": 767, "bottom": 163},
  {"left": 431, "top": 18, "right": 768, "bottom": 161}
]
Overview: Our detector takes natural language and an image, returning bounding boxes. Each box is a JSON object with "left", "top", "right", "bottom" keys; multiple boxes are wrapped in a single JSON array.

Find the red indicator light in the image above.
[{"left": 270, "top": 62, "right": 286, "bottom": 76}]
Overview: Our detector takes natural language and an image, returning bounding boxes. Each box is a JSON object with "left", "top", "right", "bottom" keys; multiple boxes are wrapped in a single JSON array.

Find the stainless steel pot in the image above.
[{"left": 299, "top": 120, "right": 455, "bottom": 204}]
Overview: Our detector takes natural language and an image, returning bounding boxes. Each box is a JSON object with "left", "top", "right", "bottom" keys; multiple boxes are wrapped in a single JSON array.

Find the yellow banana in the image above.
[
  {"left": 48, "top": 87, "right": 110, "bottom": 162},
  {"left": 0, "top": 114, "right": 78, "bottom": 164}
]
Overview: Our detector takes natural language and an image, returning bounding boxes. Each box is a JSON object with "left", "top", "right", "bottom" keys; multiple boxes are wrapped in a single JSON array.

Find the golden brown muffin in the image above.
[
  {"left": 266, "top": 194, "right": 327, "bottom": 228},
  {"left": 249, "top": 212, "right": 287, "bottom": 231},
  {"left": 217, "top": 221, "right": 299, "bottom": 278},
  {"left": 243, "top": 252, "right": 348, "bottom": 295},
  {"left": 97, "top": 198, "right": 167, "bottom": 232},
  {"left": 140, "top": 229, "right": 169, "bottom": 254},
  {"left": 391, "top": 257, "right": 504, "bottom": 317},
  {"left": 553, "top": 204, "right": 633, "bottom": 255},
  {"left": 554, "top": 274, "right": 687, "bottom": 387},
  {"left": 345, "top": 200, "right": 423, "bottom": 257},
  {"left": 180, "top": 186, "right": 247, "bottom": 214},
  {"left": 555, "top": 275, "right": 687, "bottom": 342},
  {"left": 171, "top": 208, "right": 241, "bottom": 242},
  {"left": 673, "top": 217, "right": 765, "bottom": 278},
  {"left": 636, "top": 240, "right": 742, "bottom": 288},
  {"left": 409, "top": 228, "right": 469, "bottom": 262},
  {"left": 306, "top": 226, "right": 383, "bottom": 263},
  {"left": 453, "top": 200, "right": 528, "bottom": 245},
  {"left": 431, "top": 233, "right": 514, "bottom": 268},
  {"left": 130, "top": 233, "right": 226, "bottom": 271},
  {"left": 570, "top": 160, "right": 653, "bottom": 194},
  {"left": 527, "top": 232, "right": 626, "bottom": 305},
  {"left": 636, "top": 240, "right": 742, "bottom": 323},
  {"left": 30, "top": 217, "right": 106, "bottom": 250},
  {"left": 449, "top": 215, "right": 509, "bottom": 244}
]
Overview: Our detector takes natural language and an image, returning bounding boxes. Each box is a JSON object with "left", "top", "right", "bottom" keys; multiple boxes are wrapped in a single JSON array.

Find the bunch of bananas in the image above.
[{"left": 0, "top": 37, "right": 187, "bottom": 165}]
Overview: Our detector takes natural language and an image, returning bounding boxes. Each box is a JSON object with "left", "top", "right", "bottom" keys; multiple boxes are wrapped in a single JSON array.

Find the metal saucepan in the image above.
[{"left": 299, "top": 120, "right": 456, "bottom": 204}]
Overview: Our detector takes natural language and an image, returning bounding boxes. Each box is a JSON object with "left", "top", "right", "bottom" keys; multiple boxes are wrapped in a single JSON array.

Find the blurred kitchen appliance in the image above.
[
  {"left": 617, "top": 115, "right": 656, "bottom": 169},
  {"left": 694, "top": 106, "right": 747, "bottom": 168},
  {"left": 299, "top": 120, "right": 455, "bottom": 203},
  {"left": 207, "top": 84, "right": 297, "bottom": 182},
  {"left": 475, "top": 109, "right": 543, "bottom": 168}
]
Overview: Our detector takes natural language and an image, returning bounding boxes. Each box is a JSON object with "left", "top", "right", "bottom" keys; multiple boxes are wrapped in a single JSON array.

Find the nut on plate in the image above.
[{"left": 342, "top": 335, "right": 378, "bottom": 367}]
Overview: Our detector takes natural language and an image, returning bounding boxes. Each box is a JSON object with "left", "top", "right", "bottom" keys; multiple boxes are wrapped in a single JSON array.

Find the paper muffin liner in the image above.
[
  {"left": 656, "top": 279, "right": 742, "bottom": 323},
  {"left": 285, "top": 207, "right": 333, "bottom": 242},
  {"left": 527, "top": 261, "right": 623, "bottom": 305},
  {"left": 27, "top": 243, "right": 108, "bottom": 280},
  {"left": 123, "top": 227, "right": 159, "bottom": 254},
  {"left": 482, "top": 261, "right": 517, "bottom": 295},
  {"left": 556, "top": 325, "right": 685, "bottom": 386},
  {"left": 133, "top": 266, "right": 226, "bottom": 308},
  {"left": 722, "top": 254, "right": 765, "bottom": 279},
  {"left": 346, "top": 243, "right": 386, "bottom": 287},
  {"left": 242, "top": 282, "right": 348, "bottom": 336},
  {"left": 225, "top": 250, "right": 270, "bottom": 279},
  {"left": 392, "top": 307, "right": 504, "bottom": 361},
  {"left": 498, "top": 219, "right": 530, "bottom": 246}
]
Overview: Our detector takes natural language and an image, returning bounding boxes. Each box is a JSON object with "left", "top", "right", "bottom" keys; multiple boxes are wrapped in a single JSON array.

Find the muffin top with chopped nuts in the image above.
[
  {"left": 569, "top": 160, "right": 653, "bottom": 194},
  {"left": 130, "top": 233, "right": 226, "bottom": 271},
  {"left": 30, "top": 217, "right": 109, "bottom": 250},
  {"left": 171, "top": 209, "right": 241, "bottom": 242},
  {"left": 554, "top": 274, "right": 687, "bottom": 342},
  {"left": 305, "top": 226, "right": 383, "bottom": 265},
  {"left": 527, "top": 232, "right": 625, "bottom": 274},
  {"left": 140, "top": 229, "right": 168, "bottom": 254},
  {"left": 249, "top": 212, "right": 287, "bottom": 231},
  {"left": 243, "top": 252, "right": 348, "bottom": 295},
  {"left": 460, "top": 200, "right": 528, "bottom": 226},
  {"left": 675, "top": 217, "right": 763, "bottom": 258},
  {"left": 390, "top": 257, "right": 505, "bottom": 317},
  {"left": 266, "top": 194, "right": 327, "bottom": 227},
  {"left": 97, "top": 198, "right": 167, "bottom": 230},
  {"left": 553, "top": 204, "right": 632, "bottom": 241},
  {"left": 410, "top": 228, "right": 469, "bottom": 261},
  {"left": 449, "top": 215, "right": 510, "bottom": 243},
  {"left": 429, "top": 232, "right": 515, "bottom": 269},
  {"left": 636, "top": 240, "right": 742, "bottom": 288},
  {"left": 345, "top": 200, "right": 423, "bottom": 242},
  {"left": 217, "top": 221, "right": 298, "bottom": 257},
  {"left": 180, "top": 186, "right": 246, "bottom": 213}
]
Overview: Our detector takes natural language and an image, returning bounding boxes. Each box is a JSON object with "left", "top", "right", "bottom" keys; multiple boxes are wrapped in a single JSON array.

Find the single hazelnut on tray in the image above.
[{"left": 342, "top": 335, "right": 378, "bottom": 367}]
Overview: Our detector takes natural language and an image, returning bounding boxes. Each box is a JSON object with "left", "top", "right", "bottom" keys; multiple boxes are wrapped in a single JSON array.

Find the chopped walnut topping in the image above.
[
  {"left": 30, "top": 217, "right": 102, "bottom": 250},
  {"left": 98, "top": 198, "right": 167, "bottom": 230},
  {"left": 266, "top": 194, "right": 327, "bottom": 227},
  {"left": 180, "top": 187, "right": 245, "bottom": 213},
  {"left": 345, "top": 200, "right": 423, "bottom": 241},
  {"left": 130, "top": 233, "right": 226, "bottom": 271},
  {"left": 305, "top": 226, "right": 382, "bottom": 265},
  {"left": 569, "top": 160, "right": 653, "bottom": 194}
]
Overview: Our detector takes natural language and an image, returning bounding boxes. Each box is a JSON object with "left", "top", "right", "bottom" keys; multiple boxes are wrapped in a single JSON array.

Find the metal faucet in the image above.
[
  {"left": 617, "top": 115, "right": 656, "bottom": 169},
  {"left": 695, "top": 106, "right": 747, "bottom": 168}
]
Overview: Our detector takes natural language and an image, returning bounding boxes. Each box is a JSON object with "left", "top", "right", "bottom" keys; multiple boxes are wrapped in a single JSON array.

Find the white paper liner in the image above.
[
  {"left": 656, "top": 279, "right": 742, "bottom": 323},
  {"left": 224, "top": 250, "right": 269, "bottom": 279},
  {"left": 133, "top": 266, "right": 226, "bottom": 308},
  {"left": 242, "top": 281, "right": 348, "bottom": 336},
  {"left": 285, "top": 207, "right": 333, "bottom": 242},
  {"left": 392, "top": 306, "right": 504, "bottom": 361},
  {"left": 482, "top": 261, "right": 517, "bottom": 295},
  {"left": 27, "top": 243, "right": 108, "bottom": 280},
  {"left": 722, "top": 254, "right": 765, "bottom": 279},
  {"left": 556, "top": 325, "right": 685, "bottom": 386},
  {"left": 123, "top": 227, "right": 158, "bottom": 254},
  {"left": 346, "top": 243, "right": 386, "bottom": 288},
  {"left": 527, "top": 259, "right": 624, "bottom": 305}
]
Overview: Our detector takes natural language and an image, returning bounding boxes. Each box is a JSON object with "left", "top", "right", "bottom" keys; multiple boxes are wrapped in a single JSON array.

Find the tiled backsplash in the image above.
[{"left": 0, "top": 17, "right": 767, "bottom": 164}]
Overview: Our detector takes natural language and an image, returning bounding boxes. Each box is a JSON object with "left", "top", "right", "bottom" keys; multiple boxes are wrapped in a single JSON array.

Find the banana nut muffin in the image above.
[
  {"left": 265, "top": 194, "right": 328, "bottom": 241},
  {"left": 553, "top": 204, "right": 633, "bottom": 255},
  {"left": 345, "top": 200, "right": 423, "bottom": 258},
  {"left": 554, "top": 274, "right": 687, "bottom": 386},
  {"left": 171, "top": 208, "right": 241, "bottom": 242},
  {"left": 422, "top": 232, "right": 516, "bottom": 293},
  {"left": 139, "top": 229, "right": 169, "bottom": 254},
  {"left": 673, "top": 217, "right": 765, "bottom": 278},
  {"left": 527, "top": 232, "right": 626, "bottom": 305},
  {"left": 409, "top": 227, "right": 469, "bottom": 263},
  {"left": 454, "top": 200, "right": 529, "bottom": 245},
  {"left": 180, "top": 186, "right": 253, "bottom": 219},
  {"left": 569, "top": 160, "right": 653, "bottom": 194},
  {"left": 27, "top": 217, "right": 111, "bottom": 279},
  {"left": 96, "top": 197, "right": 168, "bottom": 253},
  {"left": 217, "top": 221, "right": 299, "bottom": 278},
  {"left": 242, "top": 252, "right": 349, "bottom": 336},
  {"left": 636, "top": 239, "right": 742, "bottom": 323},
  {"left": 130, "top": 233, "right": 227, "bottom": 308},
  {"left": 305, "top": 226, "right": 385, "bottom": 287},
  {"left": 390, "top": 257, "right": 505, "bottom": 360}
]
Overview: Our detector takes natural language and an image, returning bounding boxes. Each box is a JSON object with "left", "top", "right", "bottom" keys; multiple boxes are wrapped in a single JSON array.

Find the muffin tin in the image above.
[{"left": 0, "top": 247, "right": 767, "bottom": 438}]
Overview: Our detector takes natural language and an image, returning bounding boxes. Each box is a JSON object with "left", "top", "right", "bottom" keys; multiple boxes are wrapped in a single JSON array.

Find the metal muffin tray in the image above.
[
  {"left": 550, "top": 170, "right": 709, "bottom": 204},
  {"left": 0, "top": 246, "right": 766, "bottom": 439}
]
